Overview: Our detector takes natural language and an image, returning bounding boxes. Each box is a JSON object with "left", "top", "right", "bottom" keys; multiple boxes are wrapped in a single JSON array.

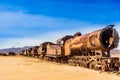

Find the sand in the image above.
[{"left": 0, "top": 56, "right": 120, "bottom": 80}]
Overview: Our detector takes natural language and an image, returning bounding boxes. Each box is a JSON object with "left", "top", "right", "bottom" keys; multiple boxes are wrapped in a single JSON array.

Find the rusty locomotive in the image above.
[{"left": 20, "top": 25, "right": 120, "bottom": 72}]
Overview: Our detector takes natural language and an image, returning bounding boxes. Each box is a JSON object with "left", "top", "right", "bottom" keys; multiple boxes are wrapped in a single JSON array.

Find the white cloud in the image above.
[
  {"left": 0, "top": 11, "right": 97, "bottom": 37},
  {"left": 0, "top": 11, "right": 105, "bottom": 39},
  {"left": 0, "top": 11, "right": 102, "bottom": 29}
]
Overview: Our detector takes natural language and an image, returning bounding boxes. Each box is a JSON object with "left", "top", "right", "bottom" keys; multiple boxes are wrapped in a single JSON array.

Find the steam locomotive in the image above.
[{"left": 20, "top": 25, "right": 120, "bottom": 72}]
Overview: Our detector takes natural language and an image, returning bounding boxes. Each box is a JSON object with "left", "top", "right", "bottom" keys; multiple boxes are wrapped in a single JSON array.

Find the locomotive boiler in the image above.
[
  {"left": 64, "top": 25, "right": 119, "bottom": 56},
  {"left": 63, "top": 25, "right": 119, "bottom": 71},
  {"left": 53, "top": 25, "right": 119, "bottom": 71}
]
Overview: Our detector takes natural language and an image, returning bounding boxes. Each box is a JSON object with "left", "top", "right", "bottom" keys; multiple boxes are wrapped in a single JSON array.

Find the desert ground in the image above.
[
  {"left": 111, "top": 54, "right": 120, "bottom": 57},
  {"left": 0, "top": 56, "right": 120, "bottom": 80}
]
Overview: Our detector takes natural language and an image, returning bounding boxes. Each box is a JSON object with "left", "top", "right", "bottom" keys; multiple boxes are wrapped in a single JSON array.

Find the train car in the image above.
[
  {"left": 8, "top": 52, "right": 16, "bottom": 56},
  {"left": 22, "top": 49, "right": 27, "bottom": 56},
  {"left": 37, "top": 42, "right": 54, "bottom": 59},
  {"left": 19, "top": 50, "right": 24, "bottom": 55},
  {"left": 30, "top": 46, "right": 39, "bottom": 58},
  {"left": 26, "top": 48, "right": 32, "bottom": 56},
  {"left": 45, "top": 43, "right": 65, "bottom": 62},
  {"left": 22, "top": 48, "right": 32, "bottom": 56},
  {"left": 38, "top": 36, "right": 73, "bottom": 62}
]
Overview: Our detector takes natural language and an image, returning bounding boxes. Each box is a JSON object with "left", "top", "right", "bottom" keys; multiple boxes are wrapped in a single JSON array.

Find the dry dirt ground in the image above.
[
  {"left": 111, "top": 54, "right": 120, "bottom": 57},
  {"left": 0, "top": 56, "right": 120, "bottom": 80}
]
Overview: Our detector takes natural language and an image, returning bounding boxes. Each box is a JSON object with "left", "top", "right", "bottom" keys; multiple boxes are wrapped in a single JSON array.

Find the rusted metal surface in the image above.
[
  {"left": 56, "top": 35, "right": 73, "bottom": 44},
  {"left": 30, "top": 46, "right": 39, "bottom": 57},
  {"left": 37, "top": 42, "right": 55, "bottom": 58},
  {"left": 46, "top": 43, "right": 63, "bottom": 56},
  {"left": 64, "top": 25, "right": 119, "bottom": 56},
  {"left": 26, "top": 48, "right": 32, "bottom": 56}
]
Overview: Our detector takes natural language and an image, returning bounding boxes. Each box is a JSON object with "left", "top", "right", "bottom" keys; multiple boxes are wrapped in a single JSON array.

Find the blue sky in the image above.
[{"left": 0, "top": 0, "right": 120, "bottom": 49}]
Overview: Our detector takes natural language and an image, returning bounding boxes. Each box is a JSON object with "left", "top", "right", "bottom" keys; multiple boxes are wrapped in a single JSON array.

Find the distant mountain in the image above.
[{"left": 0, "top": 46, "right": 33, "bottom": 53}]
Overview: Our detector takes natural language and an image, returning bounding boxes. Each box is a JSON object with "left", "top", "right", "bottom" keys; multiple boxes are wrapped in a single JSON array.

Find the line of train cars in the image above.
[{"left": 20, "top": 25, "right": 120, "bottom": 73}]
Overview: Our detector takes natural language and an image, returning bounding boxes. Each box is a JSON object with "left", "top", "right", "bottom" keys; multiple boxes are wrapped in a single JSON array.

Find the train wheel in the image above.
[
  {"left": 89, "top": 62, "right": 95, "bottom": 69},
  {"left": 80, "top": 61, "right": 83, "bottom": 67},
  {"left": 61, "top": 58, "right": 67, "bottom": 63},
  {"left": 89, "top": 63, "right": 92, "bottom": 69},
  {"left": 101, "top": 65, "right": 106, "bottom": 72},
  {"left": 39, "top": 55, "right": 44, "bottom": 60},
  {"left": 39, "top": 56, "right": 41, "bottom": 59},
  {"left": 44, "top": 57, "right": 49, "bottom": 61},
  {"left": 53, "top": 58, "right": 57, "bottom": 62},
  {"left": 81, "top": 61, "right": 85, "bottom": 67},
  {"left": 68, "top": 59, "right": 73, "bottom": 65},
  {"left": 57, "top": 59, "right": 61, "bottom": 63},
  {"left": 71, "top": 62, "right": 76, "bottom": 66},
  {"left": 76, "top": 63, "right": 80, "bottom": 66},
  {"left": 84, "top": 62, "right": 87, "bottom": 68}
]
